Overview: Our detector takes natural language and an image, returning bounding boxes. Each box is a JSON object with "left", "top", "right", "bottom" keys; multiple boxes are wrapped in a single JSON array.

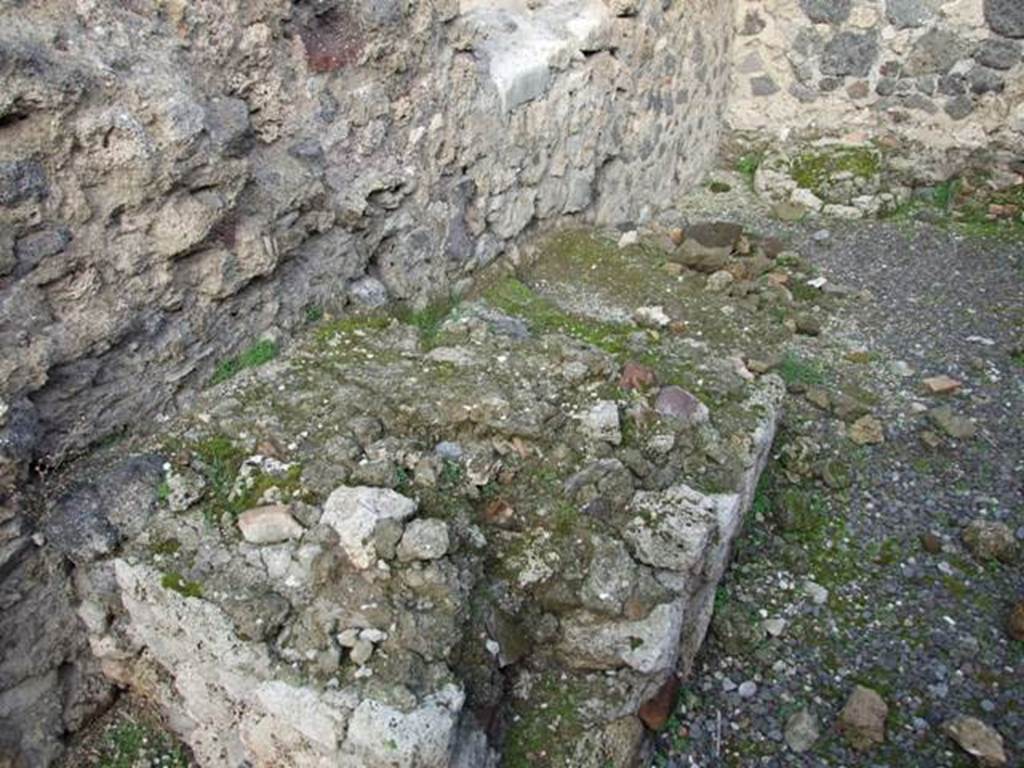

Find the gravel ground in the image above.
[{"left": 654, "top": 197, "right": 1023, "bottom": 766}]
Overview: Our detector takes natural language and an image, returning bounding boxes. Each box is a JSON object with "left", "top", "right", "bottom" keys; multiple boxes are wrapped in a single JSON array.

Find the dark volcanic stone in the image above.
[
  {"left": 44, "top": 454, "right": 164, "bottom": 563},
  {"left": 686, "top": 221, "right": 744, "bottom": 249},
  {"left": 0, "top": 159, "right": 47, "bottom": 207},
  {"left": 799, "top": 0, "right": 851, "bottom": 25},
  {"left": 985, "top": 0, "right": 1024, "bottom": 38},
  {"left": 905, "top": 29, "right": 967, "bottom": 76},
  {"left": 975, "top": 38, "right": 1021, "bottom": 69},
  {"left": 886, "top": 0, "right": 938, "bottom": 29},
  {"left": 821, "top": 32, "right": 880, "bottom": 77}
]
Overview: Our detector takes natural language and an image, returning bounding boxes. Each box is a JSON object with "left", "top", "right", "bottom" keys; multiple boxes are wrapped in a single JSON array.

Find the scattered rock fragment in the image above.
[
  {"left": 706, "top": 270, "right": 734, "bottom": 292},
  {"left": 397, "top": 518, "right": 450, "bottom": 562},
  {"left": 685, "top": 221, "right": 744, "bottom": 250},
  {"left": 837, "top": 685, "right": 888, "bottom": 750},
  {"left": 654, "top": 386, "right": 709, "bottom": 427},
  {"left": 763, "top": 618, "right": 787, "bottom": 637},
  {"left": 1007, "top": 601, "right": 1024, "bottom": 641},
  {"left": 165, "top": 466, "right": 206, "bottom": 512},
  {"left": 795, "top": 314, "right": 822, "bottom": 336},
  {"left": 620, "top": 362, "right": 657, "bottom": 390},
  {"left": 849, "top": 415, "right": 884, "bottom": 445},
  {"left": 804, "top": 580, "right": 829, "bottom": 605},
  {"left": 482, "top": 498, "right": 515, "bottom": 527},
  {"left": 674, "top": 222, "right": 743, "bottom": 272},
  {"left": 746, "top": 358, "right": 776, "bottom": 375},
  {"left": 784, "top": 708, "right": 820, "bottom": 753},
  {"left": 920, "top": 531, "right": 943, "bottom": 554},
  {"left": 350, "top": 639, "right": 374, "bottom": 666},
  {"left": 638, "top": 675, "right": 681, "bottom": 731},
  {"left": 634, "top": 305, "right": 671, "bottom": 328},
  {"left": 962, "top": 520, "right": 1016, "bottom": 562},
  {"left": 923, "top": 375, "right": 963, "bottom": 395},
  {"left": 805, "top": 387, "right": 830, "bottom": 410},
  {"left": 943, "top": 716, "right": 1007, "bottom": 766},
  {"left": 618, "top": 230, "right": 639, "bottom": 248},
  {"left": 321, "top": 486, "right": 417, "bottom": 569},
  {"left": 237, "top": 505, "right": 304, "bottom": 544},
  {"left": 772, "top": 201, "right": 807, "bottom": 222},
  {"left": 581, "top": 401, "right": 622, "bottom": 445},
  {"left": 832, "top": 393, "right": 870, "bottom": 423},
  {"left": 928, "top": 405, "right": 977, "bottom": 439}
]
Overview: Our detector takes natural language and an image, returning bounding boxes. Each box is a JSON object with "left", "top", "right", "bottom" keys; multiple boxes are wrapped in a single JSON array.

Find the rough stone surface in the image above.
[
  {"left": 49, "top": 230, "right": 788, "bottom": 768},
  {"left": 943, "top": 716, "right": 1008, "bottom": 766},
  {"left": 0, "top": 0, "right": 737, "bottom": 470},
  {"left": 985, "top": 0, "right": 1024, "bottom": 38},
  {"left": 784, "top": 708, "right": 820, "bottom": 753},
  {"left": 237, "top": 505, "right": 305, "bottom": 545},
  {"left": 730, "top": 0, "right": 1024, "bottom": 155},
  {"left": 821, "top": 32, "right": 879, "bottom": 78},
  {"left": 962, "top": 519, "right": 1017, "bottom": 562},
  {"left": 800, "top": 0, "right": 852, "bottom": 25},
  {"left": 322, "top": 486, "right": 417, "bottom": 569},
  {"left": 837, "top": 685, "right": 888, "bottom": 750},
  {"left": 581, "top": 400, "right": 622, "bottom": 445},
  {"left": 396, "top": 518, "right": 450, "bottom": 562},
  {"left": 654, "top": 386, "right": 710, "bottom": 428}
]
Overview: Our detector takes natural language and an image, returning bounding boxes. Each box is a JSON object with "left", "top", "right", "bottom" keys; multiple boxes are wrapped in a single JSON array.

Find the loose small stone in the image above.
[
  {"left": 922, "top": 375, "right": 963, "bottom": 395},
  {"left": 849, "top": 415, "right": 885, "bottom": 445},
  {"left": 237, "top": 505, "right": 304, "bottom": 545},
  {"left": 837, "top": 685, "right": 888, "bottom": 750},
  {"left": 784, "top": 708, "right": 820, "bottom": 753},
  {"left": 943, "top": 716, "right": 1007, "bottom": 766}
]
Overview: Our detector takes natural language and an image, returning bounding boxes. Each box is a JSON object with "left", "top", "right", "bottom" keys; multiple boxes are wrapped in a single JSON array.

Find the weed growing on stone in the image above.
[
  {"left": 776, "top": 352, "right": 826, "bottom": 387},
  {"left": 313, "top": 313, "right": 392, "bottom": 344},
  {"left": 209, "top": 339, "right": 278, "bottom": 386},
  {"left": 304, "top": 304, "right": 324, "bottom": 324},
  {"left": 97, "top": 718, "right": 190, "bottom": 768},
  {"left": 736, "top": 152, "right": 763, "bottom": 186},
  {"left": 396, "top": 297, "right": 460, "bottom": 349}
]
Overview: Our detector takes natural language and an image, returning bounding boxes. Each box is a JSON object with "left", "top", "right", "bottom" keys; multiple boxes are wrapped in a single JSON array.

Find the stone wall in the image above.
[
  {"left": 0, "top": 0, "right": 734, "bottom": 472},
  {"left": 729, "top": 0, "right": 1024, "bottom": 154},
  {"left": 0, "top": 0, "right": 737, "bottom": 764}
]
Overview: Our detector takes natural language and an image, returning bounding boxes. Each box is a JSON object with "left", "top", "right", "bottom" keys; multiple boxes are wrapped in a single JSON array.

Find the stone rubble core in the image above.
[{"left": 62, "top": 231, "right": 792, "bottom": 767}]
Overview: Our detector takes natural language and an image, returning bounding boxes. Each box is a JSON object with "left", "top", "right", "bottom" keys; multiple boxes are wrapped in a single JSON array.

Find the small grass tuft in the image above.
[
  {"left": 396, "top": 298, "right": 459, "bottom": 350},
  {"left": 98, "top": 718, "right": 189, "bottom": 768},
  {"left": 209, "top": 339, "right": 278, "bottom": 386},
  {"left": 776, "top": 352, "right": 826, "bottom": 387},
  {"left": 736, "top": 152, "right": 763, "bottom": 186}
]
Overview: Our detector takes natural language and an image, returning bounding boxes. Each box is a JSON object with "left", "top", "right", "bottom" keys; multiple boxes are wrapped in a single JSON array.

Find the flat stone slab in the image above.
[{"left": 459, "top": 0, "right": 612, "bottom": 109}]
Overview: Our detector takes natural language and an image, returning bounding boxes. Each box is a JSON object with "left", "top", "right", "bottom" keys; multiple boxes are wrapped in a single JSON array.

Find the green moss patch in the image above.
[
  {"left": 210, "top": 339, "right": 278, "bottom": 386},
  {"left": 98, "top": 717, "right": 190, "bottom": 768},
  {"left": 161, "top": 571, "right": 203, "bottom": 599},
  {"left": 790, "top": 146, "right": 881, "bottom": 195},
  {"left": 502, "top": 676, "right": 584, "bottom": 768}
]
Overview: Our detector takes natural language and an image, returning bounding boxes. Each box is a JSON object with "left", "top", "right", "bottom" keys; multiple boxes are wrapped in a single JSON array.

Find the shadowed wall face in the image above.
[{"left": 0, "top": 0, "right": 735, "bottom": 473}]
